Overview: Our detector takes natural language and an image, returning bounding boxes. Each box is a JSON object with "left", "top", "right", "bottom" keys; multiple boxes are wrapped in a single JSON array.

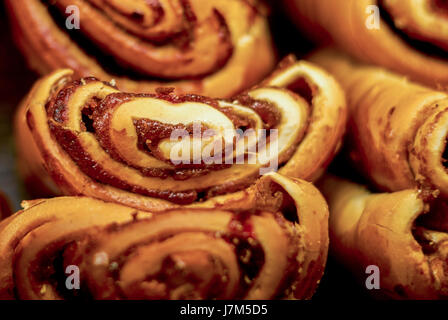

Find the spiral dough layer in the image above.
[
  {"left": 0, "top": 173, "right": 329, "bottom": 300},
  {"left": 6, "top": 0, "right": 275, "bottom": 97},
  {"left": 311, "top": 49, "right": 448, "bottom": 199},
  {"left": 15, "top": 56, "right": 346, "bottom": 211},
  {"left": 284, "top": 0, "right": 448, "bottom": 88}
]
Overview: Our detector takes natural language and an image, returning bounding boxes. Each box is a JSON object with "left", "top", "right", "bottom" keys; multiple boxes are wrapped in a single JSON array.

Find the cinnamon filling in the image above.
[
  {"left": 232, "top": 94, "right": 281, "bottom": 130},
  {"left": 105, "top": 233, "right": 263, "bottom": 300},
  {"left": 101, "top": 0, "right": 166, "bottom": 32},
  {"left": 286, "top": 77, "right": 315, "bottom": 106},
  {"left": 50, "top": 121, "right": 199, "bottom": 204},
  {"left": 28, "top": 241, "right": 93, "bottom": 300},
  {"left": 135, "top": 251, "right": 230, "bottom": 299},
  {"left": 46, "top": 77, "right": 291, "bottom": 204},
  {"left": 81, "top": 99, "right": 101, "bottom": 133},
  {"left": 15, "top": 192, "right": 302, "bottom": 300},
  {"left": 66, "top": 220, "right": 267, "bottom": 299},
  {"left": 42, "top": 0, "right": 233, "bottom": 80}
]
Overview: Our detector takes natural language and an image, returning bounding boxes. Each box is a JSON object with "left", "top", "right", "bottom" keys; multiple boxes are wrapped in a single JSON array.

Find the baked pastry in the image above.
[
  {"left": 311, "top": 49, "right": 448, "bottom": 199},
  {"left": 319, "top": 175, "right": 448, "bottom": 299},
  {"left": 0, "top": 172, "right": 329, "bottom": 300},
  {"left": 5, "top": 0, "right": 275, "bottom": 98},
  {"left": 284, "top": 0, "right": 448, "bottom": 88},
  {"left": 15, "top": 56, "right": 346, "bottom": 211}
]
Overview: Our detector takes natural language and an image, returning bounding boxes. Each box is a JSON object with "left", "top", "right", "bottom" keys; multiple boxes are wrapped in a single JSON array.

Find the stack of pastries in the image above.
[
  {"left": 3, "top": 0, "right": 448, "bottom": 300},
  {"left": 6, "top": 55, "right": 347, "bottom": 299},
  {"left": 5, "top": 0, "right": 276, "bottom": 98},
  {"left": 311, "top": 50, "right": 448, "bottom": 299},
  {"left": 284, "top": 0, "right": 448, "bottom": 299}
]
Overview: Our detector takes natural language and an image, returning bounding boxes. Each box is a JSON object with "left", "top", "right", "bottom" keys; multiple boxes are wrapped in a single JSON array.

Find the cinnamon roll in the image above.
[
  {"left": 5, "top": 0, "right": 275, "bottom": 97},
  {"left": 311, "top": 49, "right": 448, "bottom": 199},
  {"left": 319, "top": 175, "right": 448, "bottom": 299},
  {"left": 15, "top": 56, "right": 346, "bottom": 211},
  {"left": 0, "top": 172, "right": 329, "bottom": 300},
  {"left": 284, "top": 0, "right": 448, "bottom": 88}
]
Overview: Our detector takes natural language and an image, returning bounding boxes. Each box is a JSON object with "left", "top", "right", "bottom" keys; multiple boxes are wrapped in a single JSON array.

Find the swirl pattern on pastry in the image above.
[
  {"left": 6, "top": 0, "right": 275, "bottom": 97},
  {"left": 284, "top": 0, "right": 448, "bottom": 88},
  {"left": 311, "top": 49, "right": 448, "bottom": 199},
  {"left": 0, "top": 173, "right": 329, "bottom": 300},
  {"left": 15, "top": 56, "right": 346, "bottom": 211}
]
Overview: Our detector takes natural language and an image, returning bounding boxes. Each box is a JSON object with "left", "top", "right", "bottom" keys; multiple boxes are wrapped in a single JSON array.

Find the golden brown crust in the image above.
[
  {"left": 15, "top": 57, "right": 346, "bottom": 211},
  {"left": 6, "top": 0, "right": 275, "bottom": 98},
  {"left": 0, "top": 173, "right": 329, "bottom": 300},
  {"left": 319, "top": 175, "right": 448, "bottom": 299},
  {"left": 285, "top": 0, "right": 448, "bottom": 88},
  {"left": 311, "top": 49, "right": 448, "bottom": 199}
]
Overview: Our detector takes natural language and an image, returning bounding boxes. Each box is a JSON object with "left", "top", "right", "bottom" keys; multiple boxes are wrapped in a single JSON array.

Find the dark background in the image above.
[{"left": 0, "top": 1, "right": 371, "bottom": 300}]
